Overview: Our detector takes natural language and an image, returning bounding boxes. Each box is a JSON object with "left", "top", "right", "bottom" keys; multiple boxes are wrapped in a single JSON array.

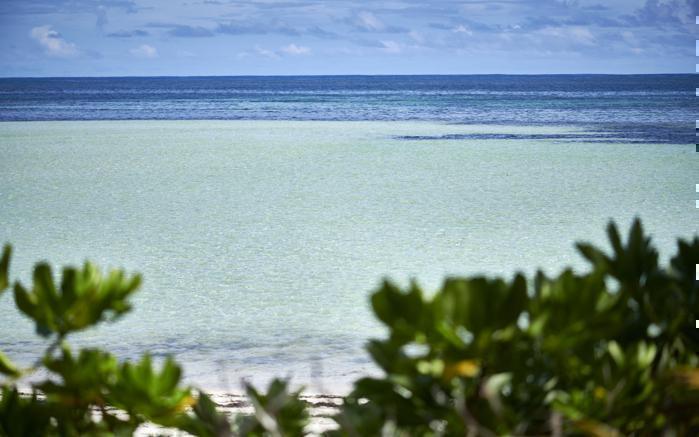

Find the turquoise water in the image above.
[{"left": 0, "top": 120, "right": 696, "bottom": 392}]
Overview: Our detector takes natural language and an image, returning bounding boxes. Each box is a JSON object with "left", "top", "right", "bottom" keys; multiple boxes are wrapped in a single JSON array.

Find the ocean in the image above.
[{"left": 0, "top": 75, "right": 696, "bottom": 392}]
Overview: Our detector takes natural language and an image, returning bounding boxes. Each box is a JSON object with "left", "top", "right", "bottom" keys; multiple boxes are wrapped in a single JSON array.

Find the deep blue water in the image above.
[{"left": 0, "top": 74, "right": 695, "bottom": 143}]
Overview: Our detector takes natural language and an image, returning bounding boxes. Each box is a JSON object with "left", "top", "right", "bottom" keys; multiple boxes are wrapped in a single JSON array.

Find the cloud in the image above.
[
  {"left": 6, "top": 0, "right": 698, "bottom": 74},
  {"left": 625, "top": 0, "right": 695, "bottom": 26},
  {"left": 168, "top": 25, "right": 215, "bottom": 37},
  {"left": 107, "top": 29, "right": 149, "bottom": 38},
  {"left": 146, "top": 22, "right": 217, "bottom": 37},
  {"left": 216, "top": 21, "right": 300, "bottom": 36},
  {"left": 3, "top": 0, "right": 140, "bottom": 16},
  {"left": 537, "top": 26, "right": 596, "bottom": 46},
  {"left": 348, "top": 11, "right": 407, "bottom": 33},
  {"left": 242, "top": 43, "right": 312, "bottom": 59},
  {"left": 305, "top": 26, "right": 339, "bottom": 39},
  {"left": 179, "top": 21, "right": 336, "bottom": 38},
  {"left": 30, "top": 25, "right": 79, "bottom": 57},
  {"left": 96, "top": 5, "right": 108, "bottom": 31},
  {"left": 355, "top": 11, "right": 384, "bottom": 31},
  {"left": 452, "top": 25, "right": 473, "bottom": 35},
  {"left": 130, "top": 44, "right": 157, "bottom": 58},
  {"left": 146, "top": 20, "right": 335, "bottom": 39},
  {"left": 254, "top": 46, "right": 280, "bottom": 59},
  {"left": 380, "top": 40, "right": 402, "bottom": 53},
  {"left": 429, "top": 20, "right": 494, "bottom": 33},
  {"left": 280, "top": 43, "right": 311, "bottom": 55}
]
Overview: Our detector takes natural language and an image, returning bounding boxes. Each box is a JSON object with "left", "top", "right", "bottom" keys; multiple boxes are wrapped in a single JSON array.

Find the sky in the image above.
[{"left": 0, "top": 0, "right": 697, "bottom": 77}]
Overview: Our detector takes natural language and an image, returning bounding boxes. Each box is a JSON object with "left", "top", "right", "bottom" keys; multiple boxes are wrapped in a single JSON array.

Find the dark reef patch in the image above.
[{"left": 395, "top": 124, "right": 693, "bottom": 145}]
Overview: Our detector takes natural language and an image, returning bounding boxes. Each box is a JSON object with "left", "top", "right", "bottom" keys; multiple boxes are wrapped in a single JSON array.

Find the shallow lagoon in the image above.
[{"left": 0, "top": 120, "right": 695, "bottom": 392}]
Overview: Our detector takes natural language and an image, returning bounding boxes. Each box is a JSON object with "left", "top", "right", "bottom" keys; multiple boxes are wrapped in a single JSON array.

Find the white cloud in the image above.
[
  {"left": 380, "top": 40, "right": 402, "bottom": 53},
  {"left": 453, "top": 25, "right": 473, "bottom": 36},
  {"left": 30, "top": 25, "right": 79, "bottom": 58},
  {"left": 538, "top": 26, "right": 596, "bottom": 46},
  {"left": 280, "top": 43, "right": 311, "bottom": 55},
  {"left": 568, "top": 27, "right": 596, "bottom": 45},
  {"left": 130, "top": 44, "right": 157, "bottom": 58},
  {"left": 460, "top": 3, "right": 489, "bottom": 13},
  {"left": 254, "top": 45, "right": 280, "bottom": 59},
  {"left": 356, "top": 11, "right": 385, "bottom": 31},
  {"left": 240, "top": 45, "right": 312, "bottom": 59}
]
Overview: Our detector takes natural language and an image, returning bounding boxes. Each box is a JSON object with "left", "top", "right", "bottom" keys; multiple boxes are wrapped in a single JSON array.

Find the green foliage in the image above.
[
  {"left": 0, "top": 249, "right": 232, "bottom": 436},
  {"left": 0, "top": 246, "right": 312, "bottom": 437},
  {"left": 13, "top": 262, "right": 141, "bottom": 337},
  {"left": 0, "top": 354, "right": 20, "bottom": 379},
  {"left": 1, "top": 219, "right": 698, "bottom": 436},
  {"left": 181, "top": 391, "right": 234, "bottom": 437},
  {"left": 333, "top": 218, "right": 699, "bottom": 436},
  {"left": 237, "top": 379, "right": 309, "bottom": 436},
  {"left": 0, "top": 245, "right": 10, "bottom": 293},
  {"left": 0, "top": 387, "right": 51, "bottom": 437},
  {"left": 109, "top": 354, "right": 196, "bottom": 424}
]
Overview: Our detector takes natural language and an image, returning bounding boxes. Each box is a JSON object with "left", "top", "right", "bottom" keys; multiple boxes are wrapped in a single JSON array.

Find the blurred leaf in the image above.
[
  {"left": 434, "top": 273, "right": 527, "bottom": 336},
  {"left": 13, "top": 262, "right": 141, "bottom": 336},
  {"left": 177, "top": 391, "right": 232, "bottom": 437},
  {"left": 239, "top": 378, "right": 308, "bottom": 437},
  {"left": 40, "top": 345, "right": 118, "bottom": 402},
  {"left": 673, "top": 368, "right": 699, "bottom": 389},
  {"left": 0, "top": 387, "right": 52, "bottom": 436},
  {"left": 108, "top": 354, "right": 194, "bottom": 424},
  {"left": 0, "top": 244, "right": 10, "bottom": 293},
  {"left": 607, "top": 341, "right": 624, "bottom": 366},
  {"left": 0, "top": 352, "right": 21, "bottom": 378},
  {"left": 576, "top": 242, "right": 607, "bottom": 269},
  {"left": 442, "top": 359, "right": 479, "bottom": 380},
  {"left": 371, "top": 280, "right": 427, "bottom": 342},
  {"left": 574, "top": 419, "right": 622, "bottom": 437},
  {"left": 606, "top": 218, "right": 659, "bottom": 290}
]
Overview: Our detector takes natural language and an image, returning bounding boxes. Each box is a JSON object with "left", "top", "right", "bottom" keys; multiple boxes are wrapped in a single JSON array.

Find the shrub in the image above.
[
  {"left": 1, "top": 219, "right": 698, "bottom": 436},
  {"left": 0, "top": 245, "right": 304, "bottom": 436},
  {"left": 332, "top": 219, "right": 699, "bottom": 436}
]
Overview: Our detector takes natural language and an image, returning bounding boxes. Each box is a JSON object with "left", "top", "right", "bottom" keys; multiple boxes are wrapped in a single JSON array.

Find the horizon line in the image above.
[{"left": 0, "top": 72, "right": 693, "bottom": 80}]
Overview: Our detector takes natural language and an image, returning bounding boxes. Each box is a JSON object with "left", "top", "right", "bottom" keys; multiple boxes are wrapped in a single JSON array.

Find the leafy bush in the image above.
[
  {"left": 1, "top": 219, "right": 698, "bottom": 436},
  {"left": 0, "top": 245, "right": 305, "bottom": 436},
  {"left": 333, "top": 219, "right": 699, "bottom": 436}
]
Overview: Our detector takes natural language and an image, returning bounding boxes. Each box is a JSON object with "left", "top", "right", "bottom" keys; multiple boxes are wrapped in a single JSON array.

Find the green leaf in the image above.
[
  {"left": 604, "top": 218, "right": 659, "bottom": 291},
  {"left": 608, "top": 341, "right": 624, "bottom": 366},
  {"left": 0, "top": 244, "right": 10, "bottom": 293},
  {"left": 670, "top": 237, "right": 699, "bottom": 301},
  {"left": 13, "top": 262, "right": 141, "bottom": 336},
  {"left": 239, "top": 378, "right": 308, "bottom": 437},
  {"left": 576, "top": 242, "right": 607, "bottom": 269},
  {"left": 187, "top": 392, "right": 232, "bottom": 437},
  {"left": 434, "top": 274, "right": 527, "bottom": 335},
  {"left": 0, "top": 351, "right": 21, "bottom": 378},
  {"left": 108, "top": 354, "right": 194, "bottom": 423},
  {"left": 371, "top": 279, "right": 427, "bottom": 341},
  {"left": 40, "top": 345, "right": 118, "bottom": 404}
]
